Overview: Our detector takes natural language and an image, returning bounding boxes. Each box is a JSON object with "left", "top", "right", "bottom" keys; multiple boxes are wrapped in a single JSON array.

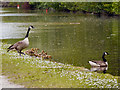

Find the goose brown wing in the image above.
[
  {"left": 91, "top": 61, "right": 103, "bottom": 63},
  {"left": 91, "top": 61, "right": 106, "bottom": 66},
  {"left": 8, "top": 41, "right": 23, "bottom": 50}
]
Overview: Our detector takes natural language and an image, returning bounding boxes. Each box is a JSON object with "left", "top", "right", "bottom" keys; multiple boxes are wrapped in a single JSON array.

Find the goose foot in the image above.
[
  {"left": 18, "top": 51, "right": 25, "bottom": 56},
  {"left": 20, "top": 52, "right": 25, "bottom": 55}
]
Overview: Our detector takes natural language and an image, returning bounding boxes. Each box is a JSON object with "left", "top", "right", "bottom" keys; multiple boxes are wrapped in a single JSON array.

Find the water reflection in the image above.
[
  {"left": 90, "top": 67, "right": 108, "bottom": 74},
  {"left": 0, "top": 13, "right": 38, "bottom": 16}
]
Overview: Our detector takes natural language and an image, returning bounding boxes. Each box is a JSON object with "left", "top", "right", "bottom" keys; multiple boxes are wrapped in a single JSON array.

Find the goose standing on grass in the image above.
[
  {"left": 89, "top": 52, "right": 109, "bottom": 67},
  {"left": 7, "top": 25, "right": 34, "bottom": 56}
]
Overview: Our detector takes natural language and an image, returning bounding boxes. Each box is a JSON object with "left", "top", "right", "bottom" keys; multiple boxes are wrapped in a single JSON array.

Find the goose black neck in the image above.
[
  {"left": 25, "top": 28, "right": 30, "bottom": 38},
  {"left": 102, "top": 54, "right": 107, "bottom": 62}
]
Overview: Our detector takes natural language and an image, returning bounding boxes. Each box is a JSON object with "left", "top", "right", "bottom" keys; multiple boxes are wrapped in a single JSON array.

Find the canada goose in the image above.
[
  {"left": 7, "top": 25, "right": 34, "bottom": 56},
  {"left": 89, "top": 52, "right": 109, "bottom": 67}
]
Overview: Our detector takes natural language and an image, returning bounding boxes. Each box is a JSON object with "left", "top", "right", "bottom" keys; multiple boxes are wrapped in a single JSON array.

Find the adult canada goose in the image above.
[
  {"left": 7, "top": 25, "right": 34, "bottom": 56},
  {"left": 89, "top": 52, "right": 109, "bottom": 67}
]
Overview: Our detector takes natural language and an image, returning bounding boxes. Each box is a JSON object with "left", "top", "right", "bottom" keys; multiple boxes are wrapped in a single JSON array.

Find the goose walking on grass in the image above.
[
  {"left": 89, "top": 52, "right": 109, "bottom": 67},
  {"left": 7, "top": 25, "right": 34, "bottom": 56}
]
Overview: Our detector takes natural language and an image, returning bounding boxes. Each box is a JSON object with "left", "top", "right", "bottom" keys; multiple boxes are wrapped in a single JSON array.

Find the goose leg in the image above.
[
  {"left": 17, "top": 50, "right": 24, "bottom": 56},
  {"left": 19, "top": 50, "right": 25, "bottom": 55},
  {"left": 17, "top": 50, "right": 20, "bottom": 56},
  {"left": 19, "top": 53, "right": 21, "bottom": 56},
  {"left": 20, "top": 52, "right": 25, "bottom": 55}
]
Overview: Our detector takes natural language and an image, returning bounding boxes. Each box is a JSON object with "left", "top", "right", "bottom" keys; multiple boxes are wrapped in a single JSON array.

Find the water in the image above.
[{"left": 1, "top": 8, "right": 119, "bottom": 76}]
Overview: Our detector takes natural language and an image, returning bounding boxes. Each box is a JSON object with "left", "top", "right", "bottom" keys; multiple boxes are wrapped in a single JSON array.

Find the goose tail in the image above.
[
  {"left": 7, "top": 45, "right": 13, "bottom": 52},
  {"left": 89, "top": 61, "right": 100, "bottom": 67},
  {"left": 7, "top": 49, "right": 10, "bottom": 52}
]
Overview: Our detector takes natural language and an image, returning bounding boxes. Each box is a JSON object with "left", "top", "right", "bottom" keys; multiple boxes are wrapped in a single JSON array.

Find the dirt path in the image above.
[{"left": 0, "top": 75, "right": 24, "bottom": 89}]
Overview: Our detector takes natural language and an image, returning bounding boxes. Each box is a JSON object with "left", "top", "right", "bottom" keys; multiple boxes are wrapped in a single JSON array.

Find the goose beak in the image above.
[
  {"left": 29, "top": 25, "right": 34, "bottom": 29},
  {"left": 104, "top": 52, "right": 109, "bottom": 55},
  {"left": 107, "top": 52, "right": 109, "bottom": 55}
]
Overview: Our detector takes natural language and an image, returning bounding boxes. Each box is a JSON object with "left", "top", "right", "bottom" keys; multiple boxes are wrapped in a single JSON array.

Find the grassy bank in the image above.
[{"left": 1, "top": 43, "right": 118, "bottom": 88}]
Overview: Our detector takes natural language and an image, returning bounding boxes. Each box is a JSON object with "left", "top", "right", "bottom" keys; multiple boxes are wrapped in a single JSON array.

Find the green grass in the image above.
[{"left": 1, "top": 43, "right": 119, "bottom": 88}]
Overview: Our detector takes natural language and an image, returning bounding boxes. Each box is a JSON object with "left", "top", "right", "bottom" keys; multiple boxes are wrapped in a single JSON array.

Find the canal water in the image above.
[{"left": 1, "top": 7, "right": 119, "bottom": 76}]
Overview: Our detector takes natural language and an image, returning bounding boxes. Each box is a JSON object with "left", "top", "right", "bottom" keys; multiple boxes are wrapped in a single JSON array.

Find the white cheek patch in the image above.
[
  {"left": 29, "top": 26, "right": 32, "bottom": 29},
  {"left": 105, "top": 52, "right": 108, "bottom": 55},
  {"left": 29, "top": 26, "right": 34, "bottom": 29}
]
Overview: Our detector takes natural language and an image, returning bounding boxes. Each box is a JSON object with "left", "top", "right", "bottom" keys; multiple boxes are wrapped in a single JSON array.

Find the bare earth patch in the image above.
[{"left": 0, "top": 75, "right": 24, "bottom": 89}]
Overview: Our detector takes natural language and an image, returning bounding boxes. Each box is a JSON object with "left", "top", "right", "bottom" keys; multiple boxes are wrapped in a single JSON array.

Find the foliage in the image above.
[
  {"left": 29, "top": 2, "right": 120, "bottom": 15},
  {"left": 4, "top": 2, "right": 120, "bottom": 15}
]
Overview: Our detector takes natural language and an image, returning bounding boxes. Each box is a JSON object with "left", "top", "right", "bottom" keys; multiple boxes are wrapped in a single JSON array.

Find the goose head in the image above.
[
  {"left": 29, "top": 25, "right": 34, "bottom": 29},
  {"left": 102, "top": 52, "right": 109, "bottom": 62},
  {"left": 104, "top": 52, "right": 109, "bottom": 56},
  {"left": 25, "top": 25, "right": 34, "bottom": 38}
]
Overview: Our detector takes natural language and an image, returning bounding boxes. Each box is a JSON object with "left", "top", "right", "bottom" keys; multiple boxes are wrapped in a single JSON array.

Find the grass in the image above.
[{"left": 1, "top": 43, "right": 119, "bottom": 88}]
